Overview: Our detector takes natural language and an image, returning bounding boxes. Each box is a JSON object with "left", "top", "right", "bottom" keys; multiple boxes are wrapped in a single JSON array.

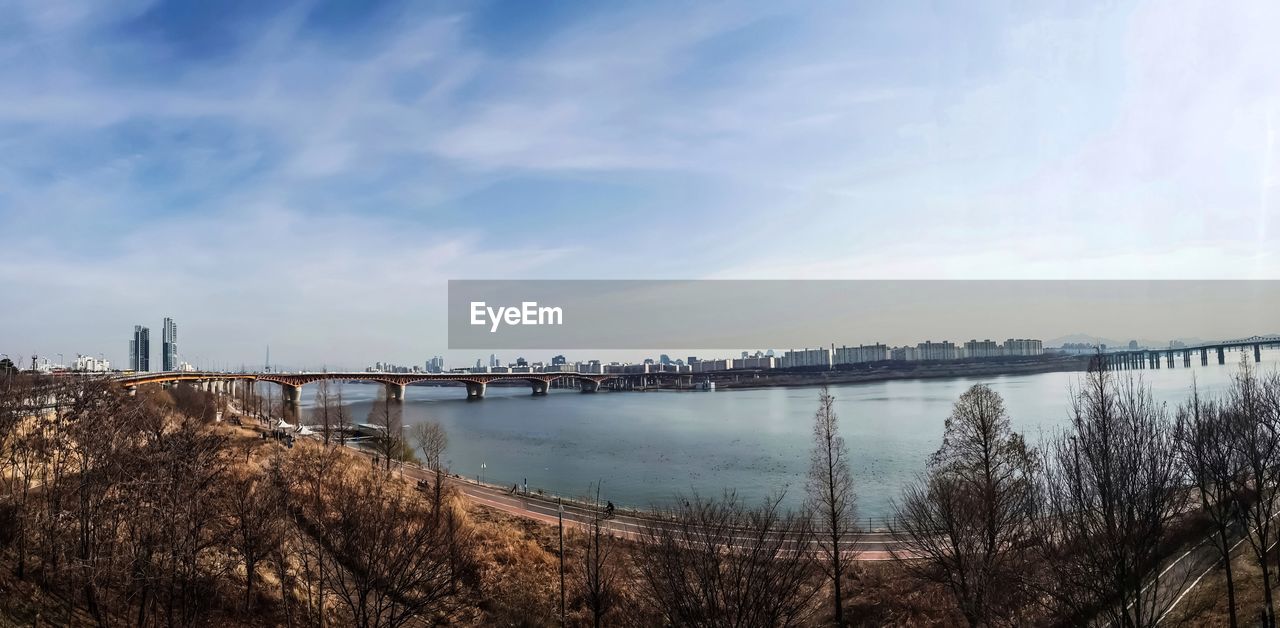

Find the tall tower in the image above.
[
  {"left": 162, "top": 317, "right": 178, "bottom": 371},
  {"left": 130, "top": 325, "right": 150, "bottom": 372}
]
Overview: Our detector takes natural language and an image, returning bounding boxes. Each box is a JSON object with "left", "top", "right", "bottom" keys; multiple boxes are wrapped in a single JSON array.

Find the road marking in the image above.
[{"left": 1158, "top": 510, "right": 1280, "bottom": 624}]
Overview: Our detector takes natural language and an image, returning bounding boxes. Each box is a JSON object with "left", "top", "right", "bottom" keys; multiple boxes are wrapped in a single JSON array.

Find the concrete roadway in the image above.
[{"left": 388, "top": 460, "right": 900, "bottom": 560}]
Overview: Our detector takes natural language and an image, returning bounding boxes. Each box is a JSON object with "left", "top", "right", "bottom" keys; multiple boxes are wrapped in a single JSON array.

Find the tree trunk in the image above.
[{"left": 1218, "top": 522, "right": 1238, "bottom": 628}]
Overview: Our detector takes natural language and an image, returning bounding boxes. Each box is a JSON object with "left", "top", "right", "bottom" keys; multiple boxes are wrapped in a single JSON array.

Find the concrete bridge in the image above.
[
  {"left": 1098, "top": 334, "right": 1280, "bottom": 370},
  {"left": 110, "top": 370, "right": 664, "bottom": 402}
]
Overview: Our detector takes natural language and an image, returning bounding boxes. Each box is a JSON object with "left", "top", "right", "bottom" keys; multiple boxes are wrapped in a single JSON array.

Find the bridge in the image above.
[
  {"left": 110, "top": 369, "right": 699, "bottom": 402},
  {"left": 1098, "top": 334, "right": 1280, "bottom": 370}
]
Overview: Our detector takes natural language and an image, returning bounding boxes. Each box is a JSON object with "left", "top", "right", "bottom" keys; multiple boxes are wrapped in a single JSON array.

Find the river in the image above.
[{"left": 287, "top": 348, "right": 1280, "bottom": 519}]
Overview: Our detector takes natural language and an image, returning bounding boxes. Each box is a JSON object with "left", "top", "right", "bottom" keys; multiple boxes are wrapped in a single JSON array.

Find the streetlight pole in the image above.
[{"left": 558, "top": 497, "right": 565, "bottom": 625}]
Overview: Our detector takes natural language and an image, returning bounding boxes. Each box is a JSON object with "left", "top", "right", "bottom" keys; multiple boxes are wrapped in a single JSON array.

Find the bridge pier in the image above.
[
  {"left": 466, "top": 382, "right": 486, "bottom": 400},
  {"left": 1217, "top": 346, "right": 1226, "bottom": 365},
  {"left": 387, "top": 383, "right": 406, "bottom": 401},
  {"left": 530, "top": 380, "right": 549, "bottom": 396},
  {"left": 1166, "top": 351, "right": 1174, "bottom": 368},
  {"left": 580, "top": 379, "right": 600, "bottom": 393},
  {"left": 1201, "top": 348, "right": 1208, "bottom": 365},
  {"left": 1183, "top": 350, "right": 1191, "bottom": 367},
  {"left": 283, "top": 384, "right": 302, "bottom": 405},
  {"left": 1256, "top": 344, "right": 1263, "bottom": 363},
  {"left": 126, "top": 385, "right": 137, "bottom": 397}
]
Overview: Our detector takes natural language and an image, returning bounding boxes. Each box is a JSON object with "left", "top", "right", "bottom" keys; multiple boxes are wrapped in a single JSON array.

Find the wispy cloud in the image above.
[{"left": 2, "top": 0, "right": 1278, "bottom": 366}]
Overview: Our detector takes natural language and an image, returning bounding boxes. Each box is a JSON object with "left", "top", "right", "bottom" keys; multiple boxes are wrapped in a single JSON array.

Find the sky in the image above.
[{"left": 2, "top": 0, "right": 1279, "bottom": 370}]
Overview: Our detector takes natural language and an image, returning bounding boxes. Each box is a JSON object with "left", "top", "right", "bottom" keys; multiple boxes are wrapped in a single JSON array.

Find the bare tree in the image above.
[
  {"left": 228, "top": 467, "right": 285, "bottom": 612},
  {"left": 1034, "top": 365, "right": 1185, "bottom": 627},
  {"left": 140, "top": 413, "right": 233, "bottom": 627},
  {"left": 335, "top": 380, "right": 352, "bottom": 446},
  {"left": 1226, "top": 360, "right": 1280, "bottom": 628},
  {"left": 1173, "top": 383, "right": 1242, "bottom": 628},
  {"left": 0, "top": 373, "right": 38, "bottom": 579},
  {"left": 806, "top": 386, "right": 856, "bottom": 625},
  {"left": 635, "top": 492, "right": 819, "bottom": 627},
  {"left": 580, "top": 484, "right": 619, "bottom": 627},
  {"left": 410, "top": 420, "right": 448, "bottom": 472},
  {"left": 368, "top": 388, "right": 404, "bottom": 472},
  {"left": 322, "top": 466, "right": 455, "bottom": 628},
  {"left": 7, "top": 423, "right": 43, "bottom": 581},
  {"left": 410, "top": 420, "right": 449, "bottom": 522},
  {"left": 263, "top": 386, "right": 278, "bottom": 427},
  {"left": 279, "top": 444, "right": 347, "bottom": 628},
  {"left": 62, "top": 380, "right": 147, "bottom": 624},
  {"left": 313, "top": 379, "right": 336, "bottom": 446},
  {"left": 894, "top": 384, "right": 1038, "bottom": 627}
]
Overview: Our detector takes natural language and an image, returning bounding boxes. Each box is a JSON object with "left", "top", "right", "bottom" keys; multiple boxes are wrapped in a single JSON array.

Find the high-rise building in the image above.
[
  {"left": 834, "top": 344, "right": 891, "bottom": 364},
  {"left": 1002, "top": 339, "right": 1044, "bottom": 356},
  {"left": 162, "top": 317, "right": 178, "bottom": 371},
  {"left": 963, "top": 339, "right": 1001, "bottom": 359},
  {"left": 915, "top": 341, "right": 957, "bottom": 361},
  {"left": 129, "top": 325, "right": 150, "bottom": 372},
  {"left": 780, "top": 347, "right": 832, "bottom": 368}
]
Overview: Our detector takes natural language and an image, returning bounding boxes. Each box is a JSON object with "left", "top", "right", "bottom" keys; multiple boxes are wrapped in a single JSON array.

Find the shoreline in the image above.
[
  {"left": 705, "top": 355, "right": 1095, "bottom": 390},
  {"left": 366, "top": 355, "right": 1097, "bottom": 393}
]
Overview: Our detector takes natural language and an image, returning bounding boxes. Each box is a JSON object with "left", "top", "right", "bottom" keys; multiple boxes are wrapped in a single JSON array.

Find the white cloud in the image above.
[{"left": 3, "top": 0, "right": 1279, "bottom": 366}]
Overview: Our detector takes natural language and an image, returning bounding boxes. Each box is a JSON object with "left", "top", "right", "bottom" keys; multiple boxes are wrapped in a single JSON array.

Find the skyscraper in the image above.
[
  {"left": 162, "top": 317, "right": 178, "bottom": 371},
  {"left": 130, "top": 325, "right": 150, "bottom": 372}
]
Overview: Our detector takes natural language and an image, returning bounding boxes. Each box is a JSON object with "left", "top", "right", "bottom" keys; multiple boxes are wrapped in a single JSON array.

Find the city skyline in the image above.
[
  {"left": 14, "top": 322, "right": 1271, "bottom": 375},
  {"left": 4, "top": 1, "right": 1279, "bottom": 367}
]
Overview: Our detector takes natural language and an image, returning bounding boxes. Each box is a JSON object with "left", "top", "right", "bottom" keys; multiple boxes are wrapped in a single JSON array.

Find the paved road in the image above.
[
  {"left": 1155, "top": 512, "right": 1280, "bottom": 624},
  {"left": 391, "top": 461, "right": 901, "bottom": 560},
  {"left": 1151, "top": 528, "right": 1229, "bottom": 624}
]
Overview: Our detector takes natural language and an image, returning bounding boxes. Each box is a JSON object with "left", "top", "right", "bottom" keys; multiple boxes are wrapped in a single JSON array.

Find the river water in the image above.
[{"left": 289, "top": 349, "right": 1280, "bottom": 519}]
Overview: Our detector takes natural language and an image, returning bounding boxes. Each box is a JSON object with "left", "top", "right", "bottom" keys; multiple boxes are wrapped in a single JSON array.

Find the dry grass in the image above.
[
  {"left": 1162, "top": 544, "right": 1280, "bottom": 627},
  {"left": 1, "top": 415, "right": 986, "bottom": 627}
]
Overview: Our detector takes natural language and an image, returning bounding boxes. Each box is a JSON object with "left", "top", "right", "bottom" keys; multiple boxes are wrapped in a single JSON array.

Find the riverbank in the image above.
[{"left": 708, "top": 355, "right": 1094, "bottom": 390}]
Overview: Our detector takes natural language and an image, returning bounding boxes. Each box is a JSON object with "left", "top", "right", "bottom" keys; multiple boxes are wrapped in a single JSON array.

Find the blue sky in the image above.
[{"left": 2, "top": 0, "right": 1278, "bottom": 369}]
